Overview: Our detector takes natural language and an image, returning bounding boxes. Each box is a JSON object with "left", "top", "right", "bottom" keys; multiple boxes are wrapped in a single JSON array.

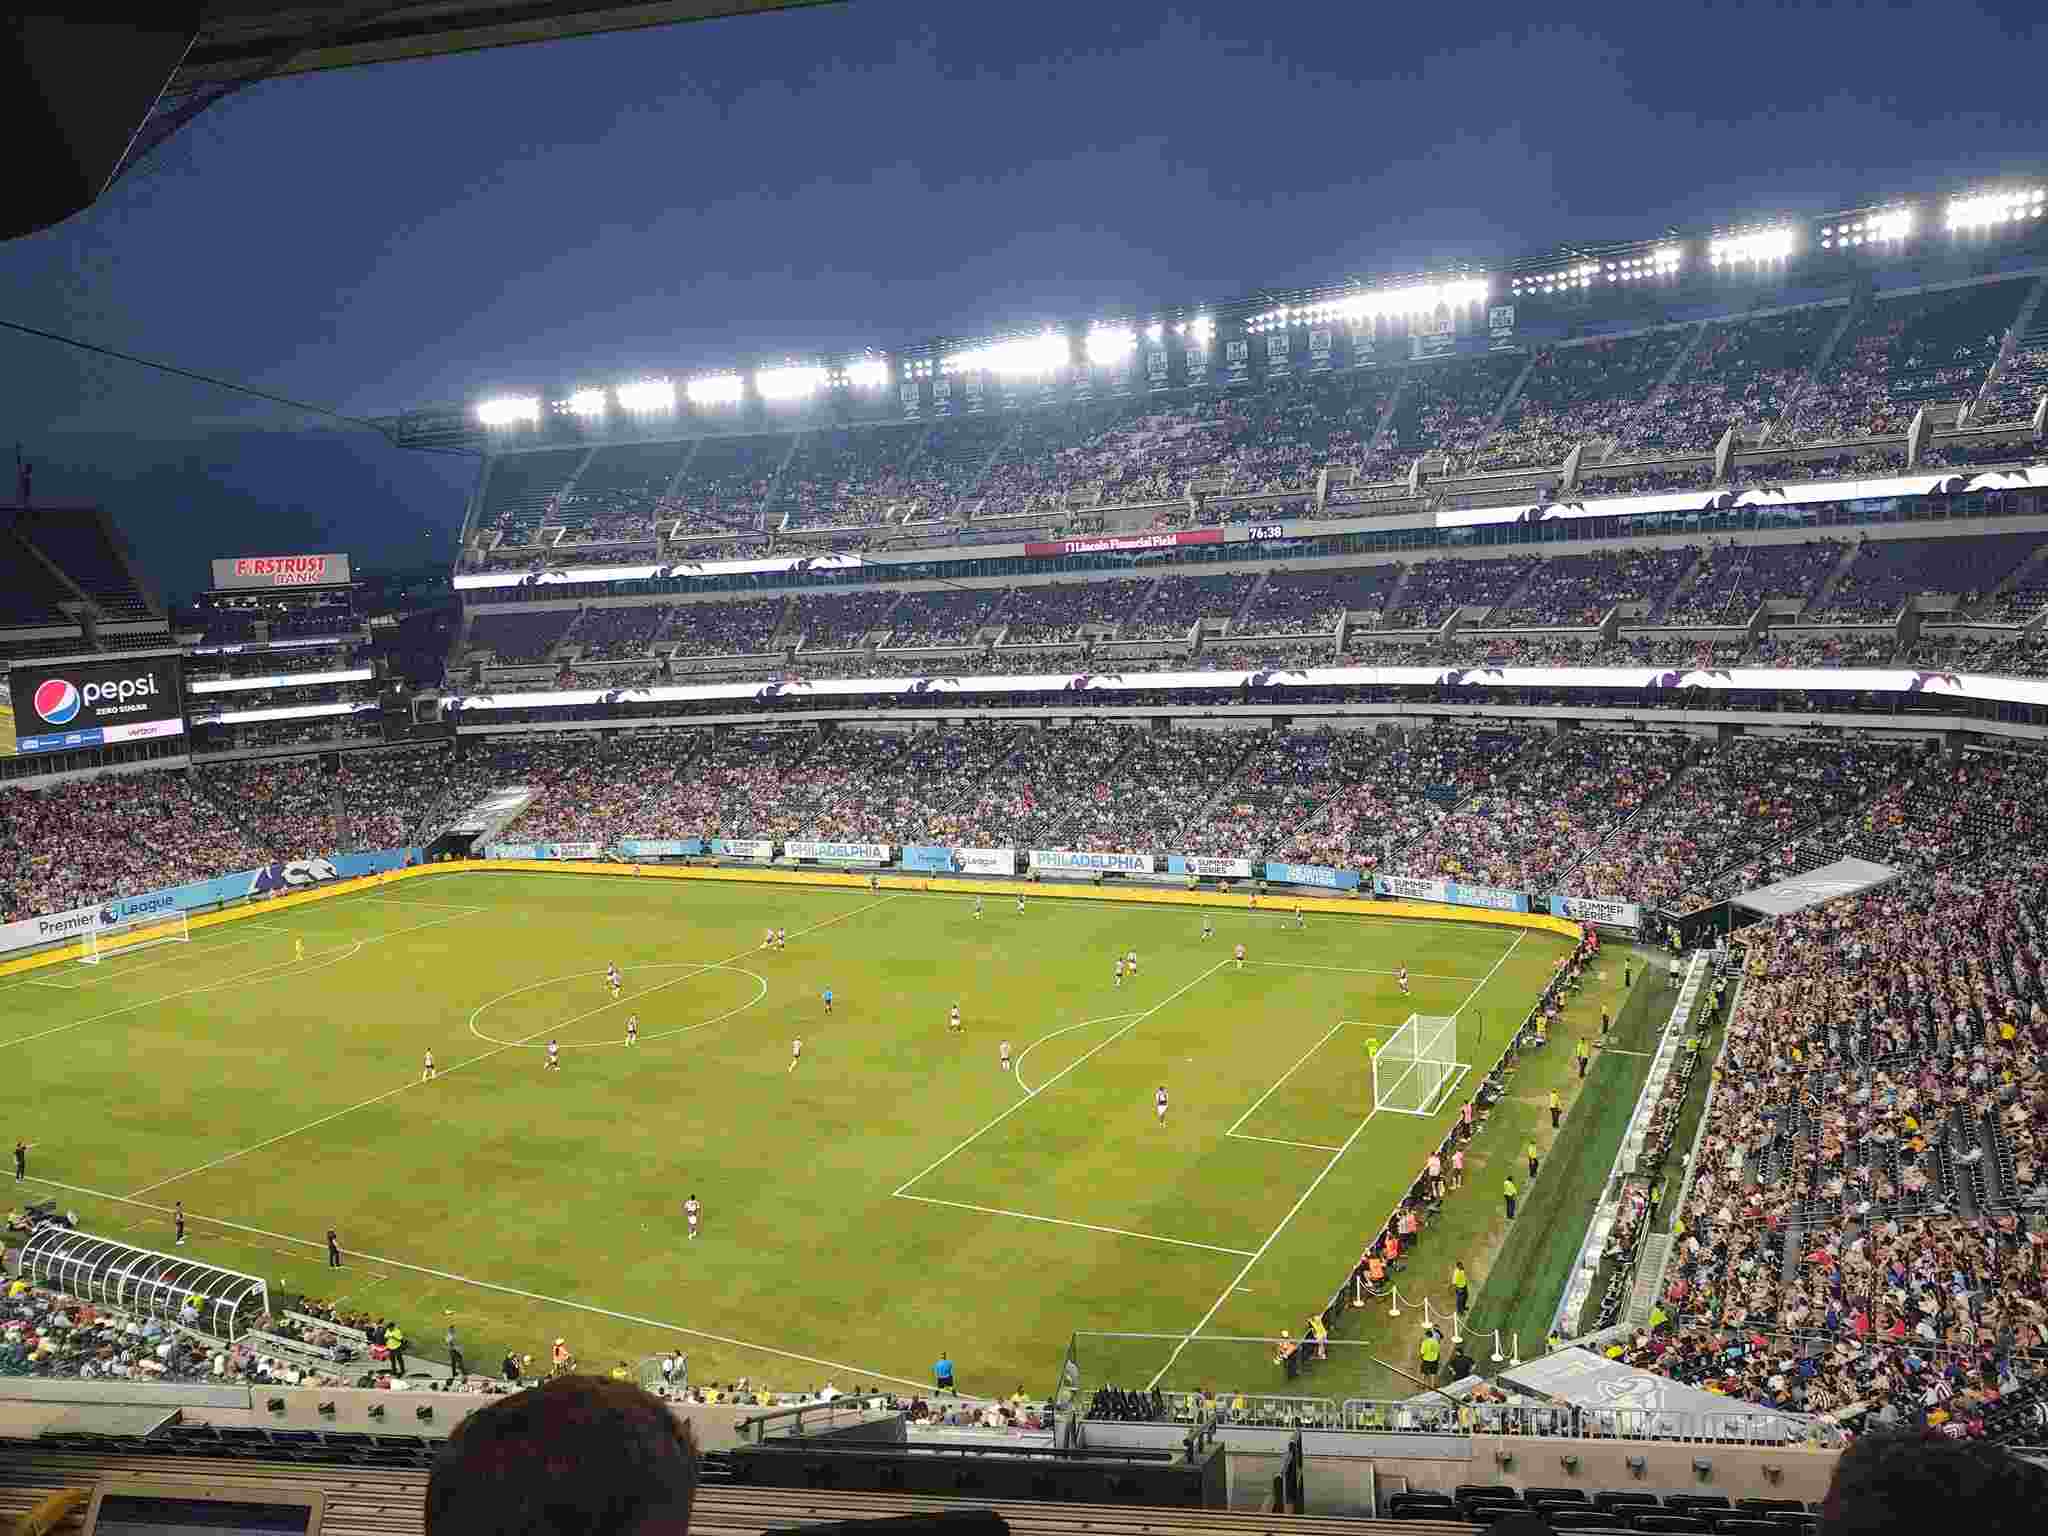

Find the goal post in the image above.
[
  {"left": 80, "top": 910, "right": 190, "bottom": 965},
  {"left": 1372, "top": 1012, "right": 1462, "bottom": 1116}
]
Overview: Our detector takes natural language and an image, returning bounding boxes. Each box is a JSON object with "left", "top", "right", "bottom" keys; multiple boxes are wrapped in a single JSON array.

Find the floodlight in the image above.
[
  {"left": 755, "top": 364, "right": 825, "bottom": 402},
  {"left": 686, "top": 373, "right": 744, "bottom": 406},
  {"left": 615, "top": 378, "right": 677, "bottom": 413},
  {"left": 847, "top": 356, "right": 890, "bottom": 389},
  {"left": 476, "top": 396, "right": 540, "bottom": 426},
  {"left": 1145, "top": 323, "right": 1163, "bottom": 343},
  {"left": 948, "top": 331, "right": 1069, "bottom": 378},
  {"left": 1709, "top": 227, "right": 1796, "bottom": 264},
  {"left": 1946, "top": 188, "right": 2045, "bottom": 230},
  {"left": 1087, "top": 325, "right": 1135, "bottom": 366},
  {"left": 563, "top": 389, "right": 606, "bottom": 418},
  {"left": 1186, "top": 314, "right": 1214, "bottom": 343}
]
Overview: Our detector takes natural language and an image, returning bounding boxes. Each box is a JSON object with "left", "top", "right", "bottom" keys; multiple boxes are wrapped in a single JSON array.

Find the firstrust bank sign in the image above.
[{"left": 210, "top": 554, "right": 353, "bottom": 590}]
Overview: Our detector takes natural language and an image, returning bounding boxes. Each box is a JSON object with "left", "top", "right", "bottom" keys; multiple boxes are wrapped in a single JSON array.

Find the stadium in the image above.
[{"left": 4, "top": 5, "right": 2048, "bottom": 1532}]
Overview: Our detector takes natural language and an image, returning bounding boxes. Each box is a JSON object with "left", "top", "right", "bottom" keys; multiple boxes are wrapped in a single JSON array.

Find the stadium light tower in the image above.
[
  {"left": 755, "top": 364, "right": 826, "bottom": 402},
  {"left": 562, "top": 388, "right": 607, "bottom": 418},
  {"left": 476, "top": 396, "right": 540, "bottom": 426},
  {"left": 615, "top": 378, "right": 677, "bottom": 413},
  {"left": 1945, "top": 187, "right": 2045, "bottom": 232},
  {"left": 1086, "top": 325, "right": 1136, "bottom": 367},
  {"left": 846, "top": 356, "right": 891, "bottom": 390},
  {"left": 687, "top": 373, "right": 744, "bottom": 406},
  {"left": 1709, "top": 227, "right": 1797, "bottom": 266}
]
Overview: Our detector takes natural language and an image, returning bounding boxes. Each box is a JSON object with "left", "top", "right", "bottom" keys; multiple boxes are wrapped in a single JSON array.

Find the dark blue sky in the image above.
[{"left": 2, "top": 0, "right": 2043, "bottom": 596}]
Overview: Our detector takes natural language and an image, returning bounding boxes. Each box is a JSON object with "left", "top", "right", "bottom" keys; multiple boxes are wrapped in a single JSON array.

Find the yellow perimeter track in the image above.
[{"left": 0, "top": 858, "right": 1580, "bottom": 980}]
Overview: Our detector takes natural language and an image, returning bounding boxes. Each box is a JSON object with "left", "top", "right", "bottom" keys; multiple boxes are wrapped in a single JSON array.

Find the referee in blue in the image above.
[
  {"left": 822, "top": 986, "right": 833, "bottom": 1015},
  {"left": 934, "top": 1350, "right": 956, "bottom": 1394}
]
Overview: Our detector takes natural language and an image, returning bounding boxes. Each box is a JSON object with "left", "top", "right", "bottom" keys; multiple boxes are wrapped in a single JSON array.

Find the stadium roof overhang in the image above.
[{"left": 172, "top": 1, "right": 845, "bottom": 90}]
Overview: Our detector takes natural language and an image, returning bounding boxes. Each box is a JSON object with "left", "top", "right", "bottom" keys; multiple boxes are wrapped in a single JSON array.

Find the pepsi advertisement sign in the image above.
[{"left": 9, "top": 656, "right": 185, "bottom": 755}]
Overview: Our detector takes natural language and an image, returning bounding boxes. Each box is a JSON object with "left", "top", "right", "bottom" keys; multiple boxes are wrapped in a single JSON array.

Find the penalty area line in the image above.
[
  {"left": 19, "top": 1174, "right": 940, "bottom": 1397},
  {"left": 893, "top": 1194, "right": 1254, "bottom": 1258}
]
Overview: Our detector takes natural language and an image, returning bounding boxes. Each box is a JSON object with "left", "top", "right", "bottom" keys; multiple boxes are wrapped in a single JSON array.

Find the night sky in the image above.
[{"left": 2, "top": 0, "right": 2043, "bottom": 599}]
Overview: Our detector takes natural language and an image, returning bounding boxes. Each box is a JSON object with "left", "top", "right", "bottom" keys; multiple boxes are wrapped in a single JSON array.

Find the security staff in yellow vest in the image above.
[
  {"left": 1419, "top": 1327, "right": 1442, "bottom": 1381},
  {"left": 1503, "top": 1176, "right": 1519, "bottom": 1220},
  {"left": 1452, "top": 1261, "right": 1470, "bottom": 1315}
]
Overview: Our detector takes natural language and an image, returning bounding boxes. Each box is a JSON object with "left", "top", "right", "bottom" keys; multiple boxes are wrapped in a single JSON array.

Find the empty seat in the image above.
[
  {"left": 1550, "top": 1511, "right": 1627, "bottom": 1530},
  {"left": 1634, "top": 1518, "right": 1710, "bottom": 1534},
  {"left": 1599, "top": 1492, "right": 1665, "bottom": 1511},
  {"left": 1526, "top": 1486, "right": 1593, "bottom": 1504},
  {"left": 1711, "top": 1522, "right": 1787, "bottom": 1536},
  {"left": 1459, "top": 1484, "right": 1519, "bottom": 1503},
  {"left": 1668, "top": 1497, "right": 1734, "bottom": 1514},
  {"left": 1389, "top": 1493, "right": 1460, "bottom": 1519},
  {"left": 1737, "top": 1501, "right": 1809, "bottom": 1516}
]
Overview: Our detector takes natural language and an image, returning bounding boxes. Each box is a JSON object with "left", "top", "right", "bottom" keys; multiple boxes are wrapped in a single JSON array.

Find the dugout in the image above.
[{"left": 17, "top": 1227, "right": 268, "bottom": 1340}]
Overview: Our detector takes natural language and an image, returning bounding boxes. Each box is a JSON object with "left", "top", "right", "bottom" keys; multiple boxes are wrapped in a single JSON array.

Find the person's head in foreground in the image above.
[
  {"left": 427, "top": 1375, "right": 698, "bottom": 1536},
  {"left": 1820, "top": 1431, "right": 2048, "bottom": 1536}
]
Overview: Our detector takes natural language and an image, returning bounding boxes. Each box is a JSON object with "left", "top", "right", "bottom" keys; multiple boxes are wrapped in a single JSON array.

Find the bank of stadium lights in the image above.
[
  {"left": 615, "top": 378, "right": 677, "bottom": 413},
  {"left": 1946, "top": 187, "right": 2045, "bottom": 232},
  {"left": 1821, "top": 209, "right": 1913, "bottom": 249},
  {"left": 944, "top": 330, "right": 1070, "bottom": 377},
  {"left": 1604, "top": 248, "right": 1683, "bottom": 283},
  {"left": 1709, "top": 227, "right": 1797, "bottom": 266},
  {"left": 1247, "top": 280, "right": 1490, "bottom": 333},
  {"left": 1178, "top": 315, "right": 1214, "bottom": 343},
  {"left": 844, "top": 356, "right": 890, "bottom": 390},
  {"left": 476, "top": 396, "right": 540, "bottom": 426},
  {"left": 562, "top": 388, "right": 607, "bottom": 418},
  {"left": 1510, "top": 263, "right": 1600, "bottom": 299},
  {"left": 1086, "top": 325, "right": 1135, "bottom": 367},
  {"left": 685, "top": 374, "right": 744, "bottom": 407},
  {"left": 755, "top": 364, "right": 826, "bottom": 402}
]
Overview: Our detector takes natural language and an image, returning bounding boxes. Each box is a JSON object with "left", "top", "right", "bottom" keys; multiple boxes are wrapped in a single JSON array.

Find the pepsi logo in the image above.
[{"left": 33, "top": 679, "right": 80, "bottom": 725}]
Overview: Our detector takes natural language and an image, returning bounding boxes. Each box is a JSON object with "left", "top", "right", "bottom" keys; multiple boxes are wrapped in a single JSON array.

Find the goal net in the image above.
[
  {"left": 1373, "top": 1012, "right": 1461, "bottom": 1116},
  {"left": 80, "top": 910, "right": 190, "bottom": 965}
]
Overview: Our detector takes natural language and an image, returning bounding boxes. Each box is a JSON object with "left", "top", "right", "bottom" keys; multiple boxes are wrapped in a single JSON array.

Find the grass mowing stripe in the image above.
[{"left": 1467, "top": 958, "right": 1669, "bottom": 1351}]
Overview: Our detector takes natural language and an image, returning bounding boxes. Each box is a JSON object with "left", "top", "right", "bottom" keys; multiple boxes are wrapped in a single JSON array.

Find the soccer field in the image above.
[{"left": 0, "top": 871, "right": 1577, "bottom": 1399}]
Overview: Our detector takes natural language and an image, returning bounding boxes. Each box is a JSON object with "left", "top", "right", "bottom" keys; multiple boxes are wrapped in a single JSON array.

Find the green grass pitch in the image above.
[{"left": 0, "top": 871, "right": 1588, "bottom": 1400}]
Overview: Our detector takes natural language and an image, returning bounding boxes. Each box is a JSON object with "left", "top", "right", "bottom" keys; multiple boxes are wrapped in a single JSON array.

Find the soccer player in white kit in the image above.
[
  {"left": 684, "top": 1195, "right": 700, "bottom": 1240},
  {"left": 626, "top": 1014, "right": 639, "bottom": 1046},
  {"left": 1201, "top": 916, "right": 1213, "bottom": 941},
  {"left": 789, "top": 1037, "right": 802, "bottom": 1072},
  {"left": 948, "top": 1004, "right": 962, "bottom": 1034},
  {"left": 1234, "top": 942, "right": 1246, "bottom": 970},
  {"left": 763, "top": 927, "right": 774, "bottom": 949},
  {"left": 1155, "top": 1085, "right": 1168, "bottom": 1123},
  {"left": 421, "top": 1050, "right": 435, "bottom": 1082},
  {"left": 546, "top": 1039, "right": 561, "bottom": 1072},
  {"left": 974, "top": 896, "right": 983, "bottom": 920},
  {"left": 606, "top": 963, "right": 621, "bottom": 1000},
  {"left": 1397, "top": 965, "right": 1410, "bottom": 996},
  {"left": 1016, "top": 893, "right": 1025, "bottom": 914},
  {"left": 999, "top": 1040, "right": 1011, "bottom": 1071},
  {"left": 1125, "top": 948, "right": 1137, "bottom": 977},
  {"left": 1113, "top": 957, "right": 1124, "bottom": 990},
  {"left": 775, "top": 928, "right": 787, "bottom": 949}
]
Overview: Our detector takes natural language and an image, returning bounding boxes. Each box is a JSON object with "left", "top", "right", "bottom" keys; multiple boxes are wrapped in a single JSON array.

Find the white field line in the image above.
[
  {"left": 1602, "top": 1047, "right": 1655, "bottom": 1058},
  {"left": 1225, "top": 1019, "right": 1347, "bottom": 1137},
  {"left": 895, "top": 1194, "right": 1254, "bottom": 1257},
  {"left": 19, "top": 1173, "right": 942, "bottom": 1397},
  {"left": 1144, "top": 928, "right": 1532, "bottom": 1389},
  {"left": 1244, "top": 961, "right": 1483, "bottom": 981},
  {"left": 359, "top": 895, "right": 488, "bottom": 912},
  {"left": 1342, "top": 1019, "right": 1409, "bottom": 1029},
  {"left": 0, "top": 908, "right": 477, "bottom": 1054},
  {"left": 1228, "top": 1133, "right": 1344, "bottom": 1153},
  {"left": 1011, "top": 1012, "right": 1141, "bottom": 1096},
  {"left": 41, "top": 924, "right": 299, "bottom": 991},
  {"left": 123, "top": 894, "right": 899, "bottom": 1201},
  {"left": 892, "top": 958, "right": 1231, "bottom": 1199}
]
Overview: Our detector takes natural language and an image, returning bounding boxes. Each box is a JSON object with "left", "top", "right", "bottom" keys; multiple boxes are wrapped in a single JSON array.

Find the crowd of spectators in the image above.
[
  {"left": 1633, "top": 308, "right": 1839, "bottom": 456},
  {"left": 1125, "top": 573, "right": 1257, "bottom": 639},
  {"left": 1001, "top": 579, "right": 1147, "bottom": 642},
  {"left": 663, "top": 597, "right": 787, "bottom": 657},
  {"left": 1570, "top": 737, "right": 1913, "bottom": 913},
  {"left": 1387, "top": 730, "right": 1692, "bottom": 892},
  {"left": 1811, "top": 534, "right": 2047, "bottom": 624},
  {"left": 1977, "top": 331, "right": 2048, "bottom": 425},
  {"left": 1498, "top": 547, "right": 1698, "bottom": 627},
  {"left": 1634, "top": 853, "right": 2048, "bottom": 1432},
  {"left": 794, "top": 589, "right": 900, "bottom": 650},
  {"left": 883, "top": 587, "right": 1005, "bottom": 646},
  {"left": 0, "top": 1280, "right": 224, "bottom": 1384},
  {"left": 1781, "top": 283, "right": 2025, "bottom": 445},
  {"left": 0, "top": 773, "right": 269, "bottom": 922},
  {"left": 1387, "top": 355, "right": 1523, "bottom": 467},
  {"left": 1385, "top": 556, "right": 1538, "bottom": 627},
  {"left": 1481, "top": 330, "right": 1694, "bottom": 470},
  {"left": 1663, "top": 539, "right": 1848, "bottom": 625}
]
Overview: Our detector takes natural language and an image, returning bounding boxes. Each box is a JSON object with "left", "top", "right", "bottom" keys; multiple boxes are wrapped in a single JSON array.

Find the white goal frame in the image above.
[
  {"left": 80, "top": 910, "right": 190, "bottom": 965},
  {"left": 1373, "top": 1012, "right": 1465, "bottom": 1116}
]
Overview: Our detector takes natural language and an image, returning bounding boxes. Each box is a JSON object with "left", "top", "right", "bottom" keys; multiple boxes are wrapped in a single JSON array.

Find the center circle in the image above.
[{"left": 467, "top": 961, "right": 769, "bottom": 1049}]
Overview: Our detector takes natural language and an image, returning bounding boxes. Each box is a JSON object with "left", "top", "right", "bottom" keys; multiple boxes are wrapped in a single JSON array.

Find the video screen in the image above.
[{"left": 6, "top": 656, "right": 186, "bottom": 755}]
